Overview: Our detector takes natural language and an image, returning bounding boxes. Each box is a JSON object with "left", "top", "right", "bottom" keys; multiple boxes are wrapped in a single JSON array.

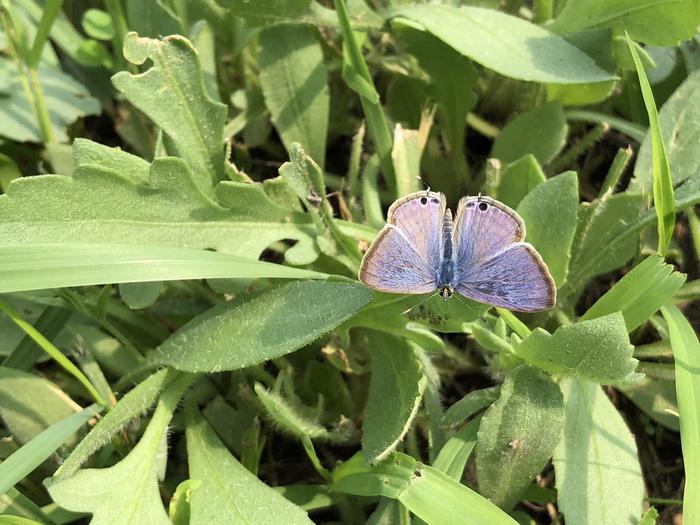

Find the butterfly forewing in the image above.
[
  {"left": 452, "top": 197, "right": 556, "bottom": 312},
  {"left": 359, "top": 191, "right": 445, "bottom": 294}
]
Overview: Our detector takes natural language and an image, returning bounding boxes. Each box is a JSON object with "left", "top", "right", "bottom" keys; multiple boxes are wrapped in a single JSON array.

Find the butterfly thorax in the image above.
[{"left": 437, "top": 208, "right": 455, "bottom": 300}]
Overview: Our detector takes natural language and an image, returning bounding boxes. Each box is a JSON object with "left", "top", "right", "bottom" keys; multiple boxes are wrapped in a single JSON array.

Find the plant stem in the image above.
[
  {"left": 599, "top": 146, "right": 633, "bottom": 197},
  {"left": 549, "top": 123, "right": 608, "bottom": 173},
  {"left": 533, "top": 0, "right": 553, "bottom": 23},
  {"left": 104, "top": 0, "right": 130, "bottom": 69},
  {"left": 26, "top": 0, "right": 64, "bottom": 69},
  {"left": 565, "top": 110, "right": 646, "bottom": 143},
  {"left": 27, "top": 67, "right": 54, "bottom": 143},
  {"left": 466, "top": 112, "right": 500, "bottom": 139},
  {"left": 496, "top": 308, "right": 531, "bottom": 339}
]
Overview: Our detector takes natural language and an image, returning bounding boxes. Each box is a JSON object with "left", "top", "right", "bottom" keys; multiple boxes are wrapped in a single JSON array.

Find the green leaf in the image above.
[
  {"left": 432, "top": 413, "right": 483, "bottom": 481},
  {"left": 550, "top": 0, "right": 700, "bottom": 46},
  {"left": 442, "top": 386, "right": 500, "bottom": 428},
  {"left": 0, "top": 144, "right": 320, "bottom": 264},
  {"left": 492, "top": 102, "right": 568, "bottom": 165},
  {"left": 516, "top": 171, "right": 578, "bottom": 287},
  {"left": 661, "top": 305, "right": 700, "bottom": 523},
  {"left": 118, "top": 282, "right": 162, "bottom": 310},
  {"left": 626, "top": 33, "right": 675, "bottom": 256},
  {"left": 0, "top": 243, "right": 326, "bottom": 294},
  {"left": 633, "top": 69, "right": 700, "bottom": 190},
  {"left": 362, "top": 332, "right": 425, "bottom": 463},
  {"left": 81, "top": 9, "right": 114, "bottom": 41},
  {"left": 0, "top": 153, "right": 21, "bottom": 193},
  {"left": 513, "top": 313, "right": 638, "bottom": 384},
  {"left": 552, "top": 378, "right": 644, "bottom": 525},
  {"left": 476, "top": 365, "right": 564, "bottom": 511},
  {"left": 333, "top": 452, "right": 519, "bottom": 525},
  {"left": 185, "top": 402, "right": 314, "bottom": 525},
  {"left": 259, "top": 24, "right": 329, "bottom": 169},
  {"left": 495, "top": 155, "right": 546, "bottom": 209},
  {"left": 0, "top": 404, "right": 101, "bottom": 497},
  {"left": 0, "top": 59, "right": 100, "bottom": 143},
  {"left": 112, "top": 33, "right": 228, "bottom": 195},
  {"left": 581, "top": 255, "right": 686, "bottom": 331},
  {"left": 0, "top": 367, "right": 80, "bottom": 444},
  {"left": 640, "top": 507, "right": 659, "bottom": 525},
  {"left": 618, "top": 375, "right": 679, "bottom": 432},
  {"left": 391, "top": 124, "right": 424, "bottom": 198},
  {"left": 125, "top": 0, "right": 182, "bottom": 39},
  {"left": 46, "top": 373, "right": 193, "bottom": 525},
  {"left": 0, "top": 486, "right": 52, "bottom": 523},
  {"left": 156, "top": 281, "right": 372, "bottom": 372},
  {"left": 55, "top": 369, "right": 178, "bottom": 479},
  {"left": 390, "top": 5, "right": 615, "bottom": 85}
]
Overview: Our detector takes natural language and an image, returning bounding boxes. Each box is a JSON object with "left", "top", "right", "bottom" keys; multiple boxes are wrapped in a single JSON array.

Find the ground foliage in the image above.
[{"left": 0, "top": 1, "right": 699, "bottom": 524}]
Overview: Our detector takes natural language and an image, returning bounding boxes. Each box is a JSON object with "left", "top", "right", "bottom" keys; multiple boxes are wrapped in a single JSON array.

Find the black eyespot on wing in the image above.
[
  {"left": 431, "top": 198, "right": 439, "bottom": 204},
  {"left": 478, "top": 202, "right": 489, "bottom": 211},
  {"left": 420, "top": 197, "right": 428, "bottom": 205}
]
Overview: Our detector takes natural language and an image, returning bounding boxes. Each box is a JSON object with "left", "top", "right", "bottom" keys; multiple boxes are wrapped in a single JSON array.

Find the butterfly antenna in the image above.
[
  {"left": 416, "top": 175, "right": 430, "bottom": 193},
  {"left": 401, "top": 291, "right": 440, "bottom": 316}
]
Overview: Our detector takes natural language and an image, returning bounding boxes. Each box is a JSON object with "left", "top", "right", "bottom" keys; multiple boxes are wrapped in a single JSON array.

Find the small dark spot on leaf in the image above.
[{"left": 414, "top": 469, "right": 422, "bottom": 477}]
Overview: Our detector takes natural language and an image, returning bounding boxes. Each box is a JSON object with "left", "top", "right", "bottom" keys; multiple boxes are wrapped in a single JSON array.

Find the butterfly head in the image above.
[{"left": 440, "top": 286, "right": 454, "bottom": 301}]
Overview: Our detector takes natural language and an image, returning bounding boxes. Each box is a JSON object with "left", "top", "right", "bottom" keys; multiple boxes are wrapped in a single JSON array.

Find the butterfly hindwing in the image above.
[
  {"left": 453, "top": 196, "right": 555, "bottom": 312},
  {"left": 359, "top": 191, "right": 445, "bottom": 294}
]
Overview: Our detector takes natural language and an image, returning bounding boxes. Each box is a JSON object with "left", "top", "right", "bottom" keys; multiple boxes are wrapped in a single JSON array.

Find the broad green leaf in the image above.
[
  {"left": 0, "top": 367, "right": 79, "bottom": 444},
  {"left": 367, "top": 499, "right": 406, "bottom": 525},
  {"left": 513, "top": 313, "right": 638, "bottom": 384},
  {"left": 55, "top": 369, "right": 177, "bottom": 479},
  {"left": 0, "top": 149, "right": 319, "bottom": 264},
  {"left": 81, "top": 9, "right": 114, "bottom": 41},
  {"left": 112, "top": 33, "right": 228, "bottom": 195},
  {"left": 495, "top": 155, "right": 546, "bottom": 209},
  {"left": 46, "top": 374, "right": 193, "bottom": 525},
  {"left": 550, "top": 0, "right": 700, "bottom": 46},
  {"left": 0, "top": 404, "right": 101, "bottom": 497},
  {"left": 633, "top": 69, "right": 700, "bottom": 190},
  {"left": 553, "top": 378, "right": 644, "bottom": 525},
  {"left": 126, "top": 0, "right": 182, "bottom": 39},
  {"left": 391, "top": 124, "right": 423, "bottom": 198},
  {"left": 362, "top": 332, "right": 425, "bottom": 463},
  {"left": 0, "top": 243, "right": 326, "bottom": 294},
  {"left": 333, "top": 452, "right": 518, "bottom": 525},
  {"left": 185, "top": 402, "right": 314, "bottom": 525},
  {"left": 254, "top": 383, "right": 348, "bottom": 442},
  {"left": 618, "top": 375, "right": 679, "bottom": 431},
  {"left": 516, "top": 171, "right": 578, "bottom": 287},
  {"left": 0, "top": 516, "right": 43, "bottom": 525},
  {"left": 259, "top": 24, "right": 329, "bottom": 168},
  {"left": 627, "top": 34, "right": 675, "bottom": 256},
  {"left": 119, "top": 282, "right": 162, "bottom": 310},
  {"left": 432, "top": 413, "right": 483, "bottom": 481},
  {"left": 0, "top": 59, "right": 99, "bottom": 143},
  {"left": 476, "top": 365, "right": 564, "bottom": 511},
  {"left": 191, "top": 20, "right": 221, "bottom": 103},
  {"left": 0, "top": 153, "right": 21, "bottom": 192},
  {"left": 581, "top": 255, "right": 686, "bottom": 331},
  {"left": 492, "top": 102, "right": 568, "bottom": 165},
  {"left": 442, "top": 386, "right": 500, "bottom": 428},
  {"left": 661, "top": 305, "right": 700, "bottom": 523},
  {"left": 156, "top": 281, "right": 372, "bottom": 372},
  {"left": 390, "top": 5, "right": 615, "bottom": 84}
]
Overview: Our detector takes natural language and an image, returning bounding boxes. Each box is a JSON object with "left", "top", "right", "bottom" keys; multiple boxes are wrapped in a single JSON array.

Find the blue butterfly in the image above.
[{"left": 359, "top": 191, "right": 555, "bottom": 312}]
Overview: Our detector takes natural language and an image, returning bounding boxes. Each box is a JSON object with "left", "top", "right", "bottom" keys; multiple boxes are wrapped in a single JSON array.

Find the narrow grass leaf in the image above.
[
  {"left": 46, "top": 374, "right": 193, "bottom": 525},
  {"left": 3, "top": 306, "right": 72, "bottom": 370},
  {"left": 660, "top": 305, "right": 700, "bottom": 523},
  {"left": 185, "top": 402, "right": 314, "bottom": 525},
  {"left": 390, "top": 5, "right": 615, "bottom": 84},
  {"left": 362, "top": 332, "right": 425, "bottom": 463},
  {"left": 553, "top": 378, "right": 644, "bottom": 525},
  {"left": 156, "top": 281, "right": 372, "bottom": 372},
  {"left": 0, "top": 404, "right": 101, "bottom": 496},
  {"left": 476, "top": 365, "right": 564, "bottom": 510},
  {"left": 55, "top": 369, "right": 178, "bottom": 479},
  {"left": 442, "top": 386, "right": 500, "bottom": 428},
  {"left": 513, "top": 313, "right": 638, "bottom": 384},
  {"left": 0, "top": 487, "right": 53, "bottom": 523},
  {"left": 626, "top": 33, "right": 675, "bottom": 256},
  {"left": 581, "top": 255, "right": 686, "bottom": 331},
  {"left": 259, "top": 25, "right": 329, "bottom": 168},
  {"left": 432, "top": 413, "right": 483, "bottom": 480},
  {"left": 333, "top": 452, "right": 518, "bottom": 525},
  {"left": 0, "top": 243, "right": 326, "bottom": 294}
]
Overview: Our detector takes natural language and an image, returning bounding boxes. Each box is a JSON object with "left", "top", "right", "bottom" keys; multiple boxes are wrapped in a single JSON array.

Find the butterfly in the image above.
[{"left": 358, "top": 191, "right": 556, "bottom": 312}]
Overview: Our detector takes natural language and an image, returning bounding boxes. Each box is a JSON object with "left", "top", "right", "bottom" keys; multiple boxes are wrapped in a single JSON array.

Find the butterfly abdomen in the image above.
[{"left": 437, "top": 209, "right": 455, "bottom": 289}]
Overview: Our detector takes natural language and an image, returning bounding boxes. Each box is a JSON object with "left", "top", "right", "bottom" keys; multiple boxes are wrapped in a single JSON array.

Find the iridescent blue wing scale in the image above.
[
  {"left": 452, "top": 196, "right": 556, "bottom": 312},
  {"left": 359, "top": 191, "right": 445, "bottom": 294}
]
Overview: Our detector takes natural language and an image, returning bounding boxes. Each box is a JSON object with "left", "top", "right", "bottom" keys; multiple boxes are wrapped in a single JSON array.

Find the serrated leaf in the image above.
[
  {"left": 390, "top": 5, "right": 615, "bottom": 85},
  {"left": 185, "top": 402, "right": 314, "bottom": 525},
  {"left": 156, "top": 281, "right": 373, "bottom": 372},
  {"left": 46, "top": 373, "right": 193, "bottom": 525},
  {"left": 661, "top": 305, "right": 700, "bottom": 523},
  {"left": 492, "top": 102, "right": 568, "bottom": 165},
  {"left": 259, "top": 24, "right": 329, "bottom": 168},
  {"left": 633, "top": 69, "right": 700, "bottom": 190},
  {"left": 476, "top": 365, "right": 564, "bottom": 511},
  {"left": 516, "top": 171, "right": 578, "bottom": 287},
  {"left": 362, "top": 332, "right": 425, "bottom": 463},
  {"left": 513, "top": 313, "right": 638, "bottom": 384},
  {"left": 553, "top": 377, "right": 644, "bottom": 525},
  {"left": 0, "top": 59, "right": 99, "bottom": 143},
  {"left": 333, "top": 452, "right": 518, "bottom": 525},
  {"left": 112, "top": 33, "right": 228, "bottom": 195},
  {"left": 495, "top": 155, "right": 546, "bottom": 209},
  {"left": 581, "top": 255, "right": 686, "bottom": 331},
  {"left": 550, "top": 0, "right": 700, "bottom": 47}
]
